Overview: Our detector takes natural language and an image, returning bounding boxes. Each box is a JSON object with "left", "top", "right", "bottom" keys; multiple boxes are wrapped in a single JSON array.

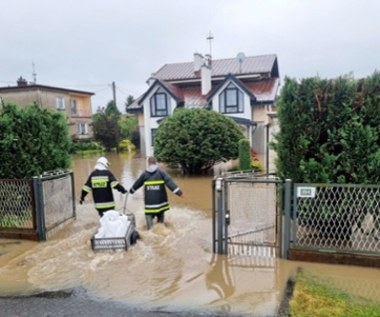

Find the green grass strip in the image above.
[{"left": 290, "top": 270, "right": 380, "bottom": 317}]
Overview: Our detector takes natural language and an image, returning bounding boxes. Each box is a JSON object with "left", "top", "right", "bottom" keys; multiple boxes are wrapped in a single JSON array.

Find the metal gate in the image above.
[{"left": 212, "top": 172, "right": 283, "bottom": 261}]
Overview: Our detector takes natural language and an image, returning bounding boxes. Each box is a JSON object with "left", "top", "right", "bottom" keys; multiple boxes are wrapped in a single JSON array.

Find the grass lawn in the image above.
[{"left": 289, "top": 270, "right": 380, "bottom": 317}]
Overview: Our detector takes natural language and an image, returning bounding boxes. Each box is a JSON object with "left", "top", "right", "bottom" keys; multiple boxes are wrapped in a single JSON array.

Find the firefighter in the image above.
[
  {"left": 129, "top": 157, "right": 183, "bottom": 229},
  {"left": 80, "top": 156, "right": 127, "bottom": 217}
]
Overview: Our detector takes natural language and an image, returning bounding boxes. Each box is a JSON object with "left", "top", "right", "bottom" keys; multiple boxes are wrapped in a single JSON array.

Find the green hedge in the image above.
[
  {"left": 0, "top": 103, "right": 72, "bottom": 178},
  {"left": 274, "top": 72, "right": 380, "bottom": 184}
]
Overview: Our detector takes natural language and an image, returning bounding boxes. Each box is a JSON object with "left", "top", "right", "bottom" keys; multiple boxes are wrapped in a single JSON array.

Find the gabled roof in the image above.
[
  {"left": 127, "top": 54, "right": 280, "bottom": 113},
  {"left": 133, "top": 79, "right": 184, "bottom": 108},
  {"left": 153, "top": 54, "right": 278, "bottom": 81},
  {"left": 127, "top": 77, "right": 279, "bottom": 113}
]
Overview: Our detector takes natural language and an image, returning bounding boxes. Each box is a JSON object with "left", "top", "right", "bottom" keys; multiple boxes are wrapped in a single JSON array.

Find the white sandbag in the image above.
[
  {"left": 95, "top": 210, "right": 130, "bottom": 238},
  {"left": 116, "top": 214, "right": 130, "bottom": 237}
]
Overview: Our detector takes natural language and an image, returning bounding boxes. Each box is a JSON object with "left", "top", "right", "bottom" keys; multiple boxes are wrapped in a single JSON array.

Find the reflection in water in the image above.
[
  {"left": 206, "top": 255, "right": 235, "bottom": 313},
  {"left": 0, "top": 153, "right": 380, "bottom": 316}
]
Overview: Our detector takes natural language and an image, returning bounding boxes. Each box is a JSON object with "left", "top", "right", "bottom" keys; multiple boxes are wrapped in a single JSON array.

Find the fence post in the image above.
[
  {"left": 277, "top": 182, "right": 283, "bottom": 258},
  {"left": 212, "top": 179, "right": 216, "bottom": 253},
  {"left": 223, "top": 179, "right": 229, "bottom": 254},
  {"left": 70, "top": 172, "right": 77, "bottom": 219},
  {"left": 32, "top": 176, "right": 46, "bottom": 241},
  {"left": 283, "top": 179, "right": 292, "bottom": 258},
  {"left": 215, "top": 177, "right": 226, "bottom": 254}
]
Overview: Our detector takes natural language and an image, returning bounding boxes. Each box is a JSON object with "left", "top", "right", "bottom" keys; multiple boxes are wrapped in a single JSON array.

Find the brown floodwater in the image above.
[{"left": 0, "top": 153, "right": 380, "bottom": 316}]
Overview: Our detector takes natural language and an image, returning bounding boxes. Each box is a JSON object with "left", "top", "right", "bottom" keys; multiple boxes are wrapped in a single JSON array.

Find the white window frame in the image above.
[
  {"left": 78, "top": 123, "right": 88, "bottom": 135},
  {"left": 219, "top": 82, "right": 244, "bottom": 114},
  {"left": 56, "top": 96, "right": 65, "bottom": 110},
  {"left": 150, "top": 88, "right": 169, "bottom": 117}
]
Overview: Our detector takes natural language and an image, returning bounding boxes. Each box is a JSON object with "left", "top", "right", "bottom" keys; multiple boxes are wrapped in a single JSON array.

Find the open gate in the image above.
[{"left": 212, "top": 172, "right": 284, "bottom": 261}]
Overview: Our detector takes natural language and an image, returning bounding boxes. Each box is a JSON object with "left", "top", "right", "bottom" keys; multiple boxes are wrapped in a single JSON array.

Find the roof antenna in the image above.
[
  {"left": 32, "top": 61, "right": 37, "bottom": 84},
  {"left": 206, "top": 31, "right": 214, "bottom": 57}
]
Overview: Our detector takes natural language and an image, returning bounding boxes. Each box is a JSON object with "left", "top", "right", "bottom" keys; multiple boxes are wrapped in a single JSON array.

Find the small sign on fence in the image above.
[{"left": 297, "top": 186, "right": 316, "bottom": 198}]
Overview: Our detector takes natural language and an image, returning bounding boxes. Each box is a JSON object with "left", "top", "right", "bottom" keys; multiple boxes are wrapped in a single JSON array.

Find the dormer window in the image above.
[
  {"left": 219, "top": 82, "right": 244, "bottom": 114},
  {"left": 150, "top": 88, "right": 169, "bottom": 117}
]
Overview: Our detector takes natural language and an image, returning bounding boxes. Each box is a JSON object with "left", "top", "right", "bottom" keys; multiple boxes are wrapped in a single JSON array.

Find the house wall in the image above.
[
  {"left": 136, "top": 112, "right": 146, "bottom": 156},
  {"left": 253, "top": 104, "right": 269, "bottom": 122},
  {"left": 0, "top": 89, "right": 42, "bottom": 108},
  {"left": 251, "top": 105, "right": 277, "bottom": 173},
  {"left": 0, "top": 88, "right": 93, "bottom": 141},
  {"left": 268, "top": 115, "right": 279, "bottom": 174},
  {"left": 143, "top": 86, "right": 176, "bottom": 157},
  {"left": 69, "top": 93, "right": 93, "bottom": 140}
]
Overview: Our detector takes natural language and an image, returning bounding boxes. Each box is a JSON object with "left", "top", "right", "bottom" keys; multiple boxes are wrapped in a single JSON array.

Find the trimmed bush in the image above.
[{"left": 154, "top": 108, "right": 244, "bottom": 174}]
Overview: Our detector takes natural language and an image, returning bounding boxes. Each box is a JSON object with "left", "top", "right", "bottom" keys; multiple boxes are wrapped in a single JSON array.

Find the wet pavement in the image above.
[{"left": 0, "top": 288, "right": 271, "bottom": 317}]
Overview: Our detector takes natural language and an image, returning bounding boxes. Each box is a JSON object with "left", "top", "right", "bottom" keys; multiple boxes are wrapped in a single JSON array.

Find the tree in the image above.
[
  {"left": 92, "top": 106, "right": 120, "bottom": 151},
  {"left": 0, "top": 103, "right": 72, "bottom": 178},
  {"left": 105, "top": 100, "right": 121, "bottom": 116},
  {"left": 154, "top": 108, "right": 244, "bottom": 174},
  {"left": 125, "top": 95, "right": 135, "bottom": 113},
  {"left": 119, "top": 115, "right": 138, "bottom": 140}
]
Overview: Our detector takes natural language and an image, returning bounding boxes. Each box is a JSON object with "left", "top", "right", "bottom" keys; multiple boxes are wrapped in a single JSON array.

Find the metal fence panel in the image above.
[
  {"left": 42, "top": 172, "right": 75, "bottom": 231},
  {"left": 0, "top": 179, "right": 35, "bottom": 229},
  {"left": 227, "top": 180, "right": 277, "bottom": 248},
  {"left": 294, "top": 184, "right": 380, "bottom": 254}
]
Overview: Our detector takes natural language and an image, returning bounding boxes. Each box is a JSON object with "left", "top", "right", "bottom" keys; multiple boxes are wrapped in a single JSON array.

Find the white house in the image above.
[{"left": 128, "top": 53, "right": 280, "bottom": 173}]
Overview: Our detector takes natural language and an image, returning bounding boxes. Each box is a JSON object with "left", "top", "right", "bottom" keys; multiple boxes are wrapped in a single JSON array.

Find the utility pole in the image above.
[{"left": 112, "top": 81, "right": 117, "bottom": 108}]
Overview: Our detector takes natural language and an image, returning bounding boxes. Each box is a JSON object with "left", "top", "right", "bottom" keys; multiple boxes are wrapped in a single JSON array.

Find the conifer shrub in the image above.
[{"left": 238, "top": 138, "right": 251, "bottom": 170}]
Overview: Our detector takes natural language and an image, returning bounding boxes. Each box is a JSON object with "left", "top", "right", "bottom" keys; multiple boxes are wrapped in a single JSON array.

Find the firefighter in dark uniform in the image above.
[
  {"left": 80, "top": 157, "right": 127, "bottom": 217},
  {"left": 129, "top": 157, "right": 183, "bottom": 229}
]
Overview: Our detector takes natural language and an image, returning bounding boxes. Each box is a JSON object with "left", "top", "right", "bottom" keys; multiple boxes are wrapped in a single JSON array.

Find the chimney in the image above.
[
  {"left": 17, "top": 76, "right": 28, "bottom": 87},
  {"left": 193, "top": 53, "right": 203, "bottom": 72},
  {"left": 201, "top": 63, "right": 211, "bottom": 95}
]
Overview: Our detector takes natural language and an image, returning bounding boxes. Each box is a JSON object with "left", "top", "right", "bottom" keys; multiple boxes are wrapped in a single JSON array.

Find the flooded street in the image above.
[{"left": 1, "top": 153, "right": 380, "bottom": 316}]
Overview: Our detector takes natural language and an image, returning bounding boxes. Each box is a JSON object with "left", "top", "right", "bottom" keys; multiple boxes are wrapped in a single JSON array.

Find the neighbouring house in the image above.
[
  {"left": 127, "top": 53, "right": 279, "bottom": 173},
  {"left": 0, "top": 77, "right": 94, "bottom": 141}
]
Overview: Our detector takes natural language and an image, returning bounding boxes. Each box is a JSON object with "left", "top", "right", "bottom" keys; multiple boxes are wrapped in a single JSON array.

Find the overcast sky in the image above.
[{"left": 1, "top": 0, "right": 379, "bottom": 112}]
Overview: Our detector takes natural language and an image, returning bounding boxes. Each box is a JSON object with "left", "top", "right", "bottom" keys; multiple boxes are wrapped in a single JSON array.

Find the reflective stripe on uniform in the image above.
[
  {"left": 144, "top": 180, "right": 165, "bottom": 185},
  {"left": 111, "top": 181, "right": 119, "bottom": 188},
  {"left": 145, "top": 201, "right": 169, "bottom": 209},
  {"left": 173, "top": 187, "right": 180, "bottom": 194},
  {"left": 83, "top": 185, "right": 92, "bottom": 193},
  {"left": 145, "top": 204, "right": 169, "bottom": 214},
  {"left": 95, "top": 201, "right": 116, "bottom": 209}
]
